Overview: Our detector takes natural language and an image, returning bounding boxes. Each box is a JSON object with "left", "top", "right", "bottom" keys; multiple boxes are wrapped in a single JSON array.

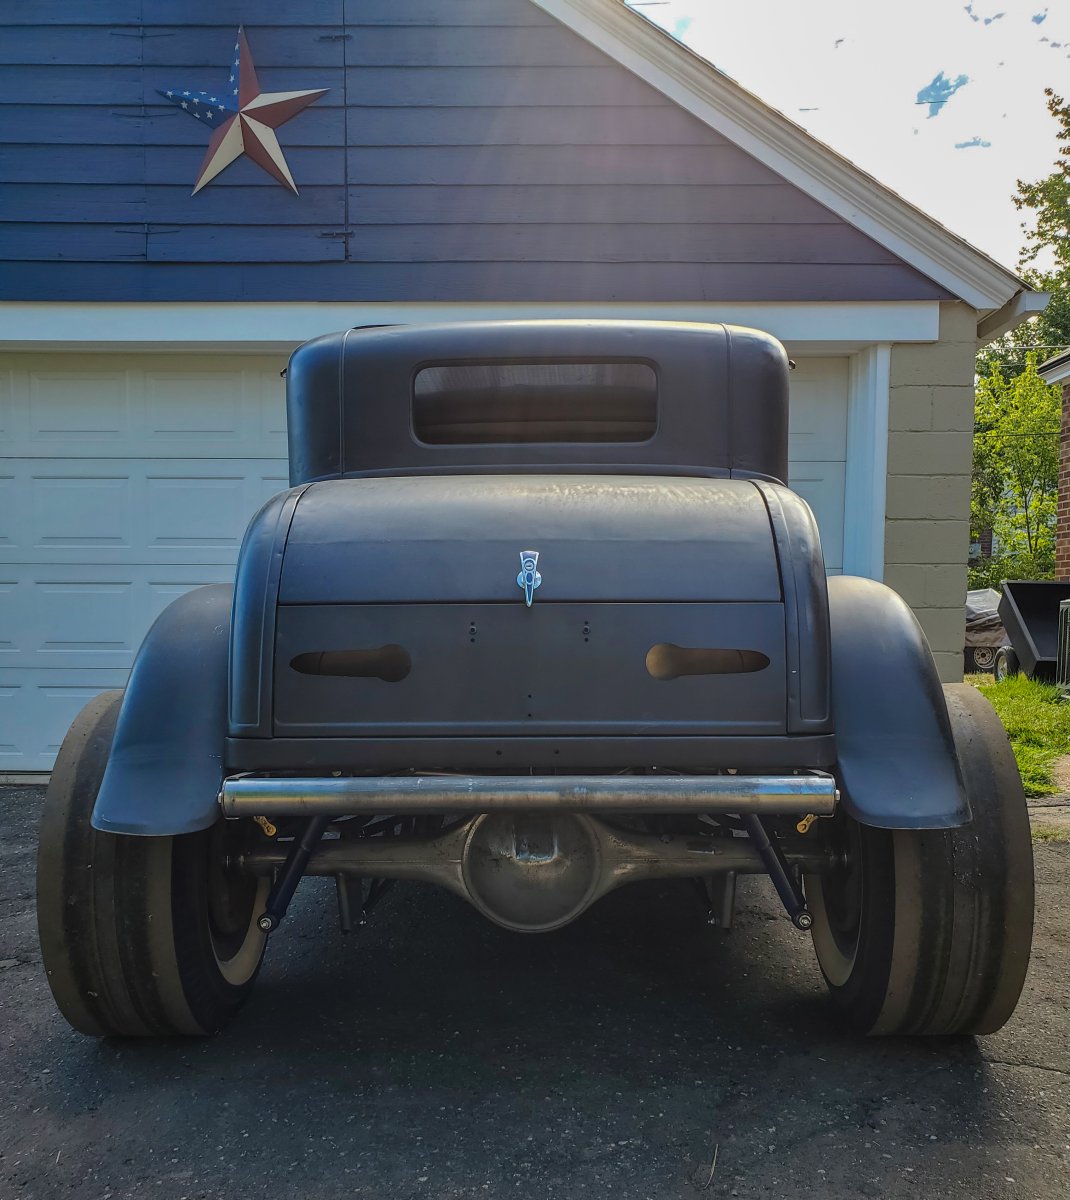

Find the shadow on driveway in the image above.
[{"left": 2, "top": 786, "right": 1066, "bottom": 1199}]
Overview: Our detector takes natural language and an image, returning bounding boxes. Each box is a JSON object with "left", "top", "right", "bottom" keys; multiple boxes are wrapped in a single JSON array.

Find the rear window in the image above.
[{"left": 412, "top": 361, "right": 657, "bottom": 445}]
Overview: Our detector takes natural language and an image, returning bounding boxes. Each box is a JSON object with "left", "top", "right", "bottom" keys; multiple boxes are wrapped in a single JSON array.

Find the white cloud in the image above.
[{"left": 629, "top": 0, "right": 1068, "bottom": 270}]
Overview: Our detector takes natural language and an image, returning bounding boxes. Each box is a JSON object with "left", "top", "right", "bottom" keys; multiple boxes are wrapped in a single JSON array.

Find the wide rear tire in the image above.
[
  {"left": 37, "top": 691, "right": 268, "bottom": 1037},
  {"left": 806, "top": 683, "right": 1033, "bottom": 1036}
]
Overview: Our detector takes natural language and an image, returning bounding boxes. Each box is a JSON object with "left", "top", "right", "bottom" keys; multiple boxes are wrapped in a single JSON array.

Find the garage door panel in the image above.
[
  {"left": 0, "top": 684, "right": 20, "bottom": 757},
  {"left": 146, "top": 371, "right": 243, "bottom": 437},
  {"left": 788, "top": 357, "right": 849, "bottom": 462},
  {"left": 787, "top": 358, "right": 847, "bottom": 572},
  {"left": 0, "top": 367, "right": 11, "bottom": 440},
  {"left": 152, "top": 359, "right": 284, "bottom": 455},
  {"left": 0, "top": 581, "right": 14, "bottom": 650},
  {"left": 0, "top": 566, "right": 236, "bottom": 666},
  {"left": 1, "top": 460, "right": 289, "bottom": 564},
  {"left": 145, "top": 474, "right": 250, "bottom": 547},
  {"left": 262, "top": 388, "right": 289, "bottom": 440},
  {"left": 0, "top": 474, "right": 16, "bottom": 547},
  {"left": 4, "top": 354, "right": 287, "bottom": 459},
  {"left": 0, "top": 670, "right": 131, "bottom": 771},
  {"left": 36, "top": 581, "right": 135, "bottom": 655},
  {"left": 788, "top": 461, "right": 845, "bottom": 573},
  {"left": 30, "top": 369, "right": 132, "bottom": 441},
  {"left": 31, "top": 475, "right": 133, "bottom": 548}
]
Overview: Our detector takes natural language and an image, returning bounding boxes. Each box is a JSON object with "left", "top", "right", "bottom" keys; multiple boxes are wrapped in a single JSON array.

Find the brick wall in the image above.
[
  {"left": 1057, "top": 380, "right": 1070, "bottom": 581},
  {"left": 883, "top": 302, "right": 977, "bottom": 683}
]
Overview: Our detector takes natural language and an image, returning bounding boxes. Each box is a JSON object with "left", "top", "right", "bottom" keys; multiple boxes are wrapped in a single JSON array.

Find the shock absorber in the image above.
[{"left": 740, "top": 813, "right": 812, "bottom": 930}]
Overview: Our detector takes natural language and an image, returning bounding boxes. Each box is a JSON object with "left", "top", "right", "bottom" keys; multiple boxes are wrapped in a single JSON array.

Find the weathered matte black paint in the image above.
[
  {"left": 286, "top": 321, "right": 792, "bottom": 485},
  {"left": 87, "top": 320, "right": 968, "bottom": 835},
  {"left": 91, "top": 584, "right": 232, "bottom": 836},
  {"left": 277, "top": 478, "right": 781, "bottom": 604},
  {"left": 228, "top": 320, "right": 833, "bottom": 769},
  {"left": 223, "top": 734, "right": 839, "bottom": 774},
  {"left": 274, "top": 602, "right": 791, "bottom": 738},
  {"left": 827, "top": 576, "right": 969, "bottom": 829},
  {"left": 228, "top": 485, "right": 310, "bottom": 736}
]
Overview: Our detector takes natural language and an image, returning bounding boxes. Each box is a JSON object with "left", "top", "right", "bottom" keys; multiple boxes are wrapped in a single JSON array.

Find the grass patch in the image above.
[
  {"left": 967, "top": 672, "right": 1070, "bottom": 797},
  {"left": 1031, "top": 822, "right": 1070, "bottom": 843}
]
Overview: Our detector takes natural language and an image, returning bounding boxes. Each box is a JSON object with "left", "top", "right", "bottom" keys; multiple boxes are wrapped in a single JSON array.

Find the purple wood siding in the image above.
[{"left": 0, "top": 0, "right": 952, "bottom": 303}]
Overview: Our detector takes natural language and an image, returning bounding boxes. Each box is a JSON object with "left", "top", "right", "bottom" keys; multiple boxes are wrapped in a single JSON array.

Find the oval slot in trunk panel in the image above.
[
  {"left": 645, "top": 644, "right": 770, "bottom": 680},
  {"left": 290, "top": 645, "right": 412, "bottom": 683}
]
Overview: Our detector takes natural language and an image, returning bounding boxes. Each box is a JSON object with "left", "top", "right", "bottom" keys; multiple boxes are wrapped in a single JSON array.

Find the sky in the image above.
[{"left": 626, "top": 0, "right": 1069, "bottom": 273}]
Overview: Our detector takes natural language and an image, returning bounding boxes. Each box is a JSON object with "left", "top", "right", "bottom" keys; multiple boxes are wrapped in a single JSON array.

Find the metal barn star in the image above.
[{"left": 158, "top": 27, "right": 328, "bottom": 195}]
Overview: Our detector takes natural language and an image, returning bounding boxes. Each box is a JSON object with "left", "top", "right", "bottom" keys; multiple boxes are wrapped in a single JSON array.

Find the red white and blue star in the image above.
[{"left": 158, "top": 27, "right": 328, "bottom": 195}]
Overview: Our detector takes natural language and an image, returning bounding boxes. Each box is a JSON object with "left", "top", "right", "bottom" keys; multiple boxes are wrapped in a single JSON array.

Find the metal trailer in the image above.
[{"left": 995, "top": 580, "right": 1070, "bottom": 681}]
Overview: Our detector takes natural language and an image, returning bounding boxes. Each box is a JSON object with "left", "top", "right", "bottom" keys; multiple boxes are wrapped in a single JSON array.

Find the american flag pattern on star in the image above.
[
  {"left": 157, "top": 27, "right": 328, "bottom": 195},
  {"left": 159, "top": 90, "right": 237, "bottom": 123}
]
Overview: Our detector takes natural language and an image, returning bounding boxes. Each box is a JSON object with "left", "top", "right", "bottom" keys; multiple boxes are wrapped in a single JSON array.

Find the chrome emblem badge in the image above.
[{"left": 517, "top": 550, "right": 542, "bottom": 607}]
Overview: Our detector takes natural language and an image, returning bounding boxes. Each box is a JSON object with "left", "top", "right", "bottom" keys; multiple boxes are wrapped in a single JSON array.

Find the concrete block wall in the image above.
[
  {"left": 1055, "top": 379, "right": 1070, "bottom": 581},
  {"left": 883, "top": 301, "right": 977, "bottom": 682}
]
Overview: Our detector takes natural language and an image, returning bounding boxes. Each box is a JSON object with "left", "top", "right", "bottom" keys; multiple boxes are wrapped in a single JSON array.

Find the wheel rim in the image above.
[
  {"left": 206, "top": 823, "right": 268, "bottom": 987},
  {"left": 972, "top": 646, "right": 996, "bottom": 670},
  {"left": 806, "top": 817, "right": 864, "bottom": 988}
]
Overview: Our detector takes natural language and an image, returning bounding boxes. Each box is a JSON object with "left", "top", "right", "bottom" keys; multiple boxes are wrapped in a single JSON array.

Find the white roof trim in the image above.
[
  {"left": 976, "top": 290, "right": 1051, "bottom": 344},
  {"left": 531, "top": 0, "right": 1032, "bottom": 316},
  {"left": 0, "top": 300, "right": 940, "bottom": 353}
]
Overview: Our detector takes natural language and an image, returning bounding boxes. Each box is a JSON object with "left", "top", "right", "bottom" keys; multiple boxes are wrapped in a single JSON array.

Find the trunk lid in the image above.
[{"left": 278, "top": 475, "right": 782, "bottom": 604}]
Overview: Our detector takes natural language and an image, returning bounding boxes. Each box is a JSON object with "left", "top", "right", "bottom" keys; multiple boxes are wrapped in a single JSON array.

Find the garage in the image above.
[
  {"left": 0, "top": 0, "right": 1043, "bottom": 773},
  {"left": 0, "top": 349, "right": 847, "bottom": 770}
]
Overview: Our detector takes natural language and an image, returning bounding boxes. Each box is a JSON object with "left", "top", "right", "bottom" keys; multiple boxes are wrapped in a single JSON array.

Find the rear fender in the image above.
[
  {"left": 829, "top": 575, "right": 970, "bottom": 829},
  {"left": 91, "top": 584, "right": 231, "bottom": 836}
]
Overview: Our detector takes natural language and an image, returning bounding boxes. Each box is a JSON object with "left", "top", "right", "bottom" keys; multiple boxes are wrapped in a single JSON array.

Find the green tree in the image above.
[
  {"left": 970, "top": 400, "right": 1003, "bottom": 549},
  {"left": 977, "top": 89, "right": 1070, "bottom": 376},
  {"left": 1016, "top": 89, "right": 1070, "bottom": 274},
  {"left": 970, "top": 89, "right": 1067, "bottom": 588},
  {"left": 971, "top": 355, "right": 1061, "bottom": 585}
]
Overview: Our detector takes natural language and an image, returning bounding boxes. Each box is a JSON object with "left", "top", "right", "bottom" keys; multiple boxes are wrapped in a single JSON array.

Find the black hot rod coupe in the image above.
[{"left": 38, "top": 320, "right": 1033, "bottom": 1038}]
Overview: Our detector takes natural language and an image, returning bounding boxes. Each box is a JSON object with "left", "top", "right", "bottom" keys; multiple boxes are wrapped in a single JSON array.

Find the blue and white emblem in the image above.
[{"left": 517, "top": 550, "right": 542, "bottom": 607}]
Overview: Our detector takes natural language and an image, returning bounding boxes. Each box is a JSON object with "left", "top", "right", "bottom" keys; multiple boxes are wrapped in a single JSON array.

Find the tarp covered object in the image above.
[{"left": 965, "top": 588, "right": 1007, "bottom": 648}]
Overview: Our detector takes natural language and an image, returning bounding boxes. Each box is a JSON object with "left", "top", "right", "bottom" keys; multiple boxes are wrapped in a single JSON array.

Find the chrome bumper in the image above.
[{"left": 219, "top": 773, "right": 838, "bottom": 818}]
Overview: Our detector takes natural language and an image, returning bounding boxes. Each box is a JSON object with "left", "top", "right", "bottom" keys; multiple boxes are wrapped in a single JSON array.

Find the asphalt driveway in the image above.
[{"left": 1, "top": 784, "right": 1067, "bottom": 1199}]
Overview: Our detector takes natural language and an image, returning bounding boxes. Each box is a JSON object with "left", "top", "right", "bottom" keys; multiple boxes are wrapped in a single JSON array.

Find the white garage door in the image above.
[
  {"left": 787, "top": 357, "right": 848, "bottom": 576},
  {"left": 0, "top": 353, "right": 290, "bottom": 772},
  {"left": 0, "top": 351, "right": 847, "bottom": 772}
]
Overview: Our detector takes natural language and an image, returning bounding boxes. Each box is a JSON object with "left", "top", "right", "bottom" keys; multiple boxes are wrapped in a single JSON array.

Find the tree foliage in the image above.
[
  {"left": 977, "top": 89, "right": 1070, "bottom": 376},
  {"left": 970, "top": 355, "right": 1061, "bottom": 586},
  {"left": 1016, "top": 89, "right": 1070, "bottom": 274},
  {"left": 970, "top": 89, "right": 1068, "bottom": 589}
]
